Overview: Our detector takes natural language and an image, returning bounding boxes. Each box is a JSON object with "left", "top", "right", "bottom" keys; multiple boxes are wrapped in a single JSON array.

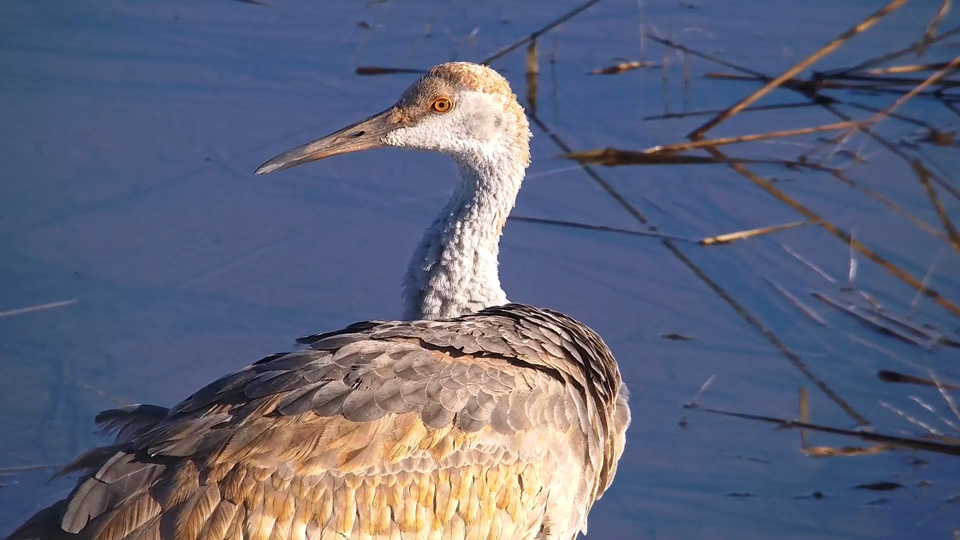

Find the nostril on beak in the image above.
[{"left": 349, "top": 131, "right": 366, "bottom": 138}]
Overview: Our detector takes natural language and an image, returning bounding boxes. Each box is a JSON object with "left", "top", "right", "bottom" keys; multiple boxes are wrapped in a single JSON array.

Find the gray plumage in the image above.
[{"left": 8, "top": 303, "right": 629, "bottom": 540}]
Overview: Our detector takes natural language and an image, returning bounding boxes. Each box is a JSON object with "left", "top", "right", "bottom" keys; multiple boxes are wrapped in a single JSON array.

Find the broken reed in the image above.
[
  {"left": 688, "top": 403, "right": 960, "bottom": 457},
  {"left": 508, "top": 216, "right": 815, "bottom": 246}
]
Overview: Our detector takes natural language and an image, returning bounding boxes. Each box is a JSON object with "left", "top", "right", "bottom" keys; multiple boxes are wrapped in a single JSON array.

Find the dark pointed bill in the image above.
[{"left": 255, "top": 108, "right": 398, "bottom": 175}]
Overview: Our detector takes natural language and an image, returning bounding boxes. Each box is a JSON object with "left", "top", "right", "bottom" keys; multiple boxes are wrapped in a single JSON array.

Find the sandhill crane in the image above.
[{"left": 8, "top": 62, "right": 630, "bottom": 540}]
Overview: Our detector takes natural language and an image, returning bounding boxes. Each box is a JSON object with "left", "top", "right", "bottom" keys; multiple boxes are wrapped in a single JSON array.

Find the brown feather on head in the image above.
[{"left": 395, "top": 62, "right": 532, "bottom": 167}]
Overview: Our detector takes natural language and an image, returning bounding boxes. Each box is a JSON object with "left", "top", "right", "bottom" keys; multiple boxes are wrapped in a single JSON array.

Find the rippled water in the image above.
[{"left": 1, "top": 0, "right": 959, "bottom": 537}]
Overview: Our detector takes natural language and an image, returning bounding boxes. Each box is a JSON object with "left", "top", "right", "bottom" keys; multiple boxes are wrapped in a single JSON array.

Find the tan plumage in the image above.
[{"left": 9, "top": 304, "right": 629, "bottom": 540}]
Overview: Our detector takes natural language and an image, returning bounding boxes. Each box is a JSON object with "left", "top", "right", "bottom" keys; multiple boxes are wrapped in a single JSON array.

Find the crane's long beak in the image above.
[{"left": 255, "top": 107, "right": 398, "bottom": 175}]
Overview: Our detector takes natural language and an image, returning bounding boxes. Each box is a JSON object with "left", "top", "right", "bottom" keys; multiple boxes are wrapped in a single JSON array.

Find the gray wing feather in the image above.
[{"left": 94, "top": 405, "right": 170, "bottom": 444}]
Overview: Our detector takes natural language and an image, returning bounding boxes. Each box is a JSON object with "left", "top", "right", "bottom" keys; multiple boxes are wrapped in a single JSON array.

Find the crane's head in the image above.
[{"left": 255, "top": 62, "right": 531, "bottom": 175}]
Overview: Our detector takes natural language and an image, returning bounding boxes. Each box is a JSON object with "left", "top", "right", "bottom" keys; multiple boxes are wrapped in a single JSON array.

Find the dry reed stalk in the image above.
[
  {"left": 865, "top": 61, "right": 956, "bottom": 74},
  {"left": 851, "top": 335, "right": 930, "bottom": 372},
  {"left": 828, "top": 170, "right": 947, "bottom": 242},
  {"left": 820, "top": 25, "right": 960, "bottom": 78},
  {"left": 782, "top": 242, "right": 881, "bottom": 312},
  {"left": 918, "top": 0, "right": 953, "bottom": 55},
  {"left": 513, "top": 217, "right": 815, "bottom": 246},
  {"left": 688, "top": 376, "right": 717, "bottom": 408},
  {"left": 852, "top": 56, "right": 960, "bottom": 129},
  {"left": 782, "top": 244, "right": 836, "bottom": 283},
  {"left": 799, "top": 388, "right": 892, "bottom": 457},
  {"left": 507, "top": 215, "right": 693, "bottom": 242},
  {"left": 878, "top": 370, "right": 960, "bottom": 391},
  {"left": 687, "top": 0, "right": 907, "bottom": 140},
  {"left": 910, "top": 248, "right": 944, "bottom": 316},
  {"left": 527, "top": 113, "right": 651, "bottom": 225},
  {"left": 794, "top": 132, "right": 849, "bottom": 164},
  {"left": 647, "top": 36, "right": 769, "bottom": 80},
  {"left": 909, "top": 395, "right": 960, "bottom": 433},
  {"left": 480, "top": 0, "right": 606, "bottom": 65},
  {"left": 0, "top": 299, "right": 78, "bottom": 318},
  {"left": 355, "top": 66, "right": 427, "bottom": 76},
  {"left": 687, "top": 404, "right": 960, "bottom": 456},
  {"left": 705, "top": 71, "right": 955, "bottom": 93},
  {"left": 811, "top": 292, "right": 932, "bottom": 347},
  {"left": 825, "top": 72, "right": 960, "bottom": 87},
  {"left": 942, "top": 98, "right": 960, "bottom": 119},
  {"left": 661, "top": 48, "right": 670, "bottom": 82},
  {"left": 880, "top": 401, "right": 944, "bottom": 436},
  {"left": 915, "top": 130, "right": 956, "bottom": 146},
  {"left": 644, "top": 102, "right": 816, "bottom": 120},
  {"left": 526, "top": 40, "right": 539, "bottom": 115},
  {"left": 563, "top": 147, "right": 836, "bottom": 170},
  {"left": 799, "top": 387, "right": 810, "bottom": 447},
  {"left": 802, "top": 445, "right": 891, "bottom": 457},
  {"left": 699, "top": 221, "right": 813, "bottom": 246},
  {"left": 870, "top": 308, "right": 958, "bottom": 347},
  {"left": 845, "top": 101, "right": 938, "bottom": 130},
  {"left": 847, "top": 226, "right": 859, "bottom": 289},
  {"left": 929, "top": 370, "right": 960, "bottom": 425},
  {"left": 588, "top": 61, "right": 656, "bottom": 74},
  {"left": 910, "top": 158, "right": 960, "bottom": 253},
  {"left": 642, "top": 122, "right": 858, "bottom": 155},
  {"left": 763, "top": 278, "right": 828, "bottom": 325},
  {"left": 564, "top": 148, "right": 728, "bottom": 165}
]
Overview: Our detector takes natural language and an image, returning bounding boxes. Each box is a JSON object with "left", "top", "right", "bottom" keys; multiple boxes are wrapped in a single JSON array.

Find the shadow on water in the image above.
[{"left": 1, "top": 0, "right": 959, "bottom": 537}]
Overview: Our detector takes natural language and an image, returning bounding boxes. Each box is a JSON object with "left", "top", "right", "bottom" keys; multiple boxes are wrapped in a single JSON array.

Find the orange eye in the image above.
[{"left": 431, "top": 97, "right": 453, "bottom": 113}]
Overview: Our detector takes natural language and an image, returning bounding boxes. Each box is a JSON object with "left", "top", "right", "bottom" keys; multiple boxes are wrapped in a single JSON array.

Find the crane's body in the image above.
[{"left": 8, "top": 62, "right": 630, "bottom": 540}]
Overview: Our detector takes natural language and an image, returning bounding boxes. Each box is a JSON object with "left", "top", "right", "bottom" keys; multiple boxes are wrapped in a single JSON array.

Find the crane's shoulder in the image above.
[{"left": 297, "top": 302, "right": 621, "bottom": 395}]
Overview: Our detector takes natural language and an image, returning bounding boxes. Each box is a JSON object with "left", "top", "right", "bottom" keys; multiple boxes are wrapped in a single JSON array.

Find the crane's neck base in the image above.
[{"left": 401, "top": 152, "right": 526, "bottom": 320}]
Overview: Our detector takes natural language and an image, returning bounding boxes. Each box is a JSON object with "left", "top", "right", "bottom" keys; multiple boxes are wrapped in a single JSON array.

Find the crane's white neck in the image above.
[{"left": 402, "top": 151, "right": 526, "bottom": 320}]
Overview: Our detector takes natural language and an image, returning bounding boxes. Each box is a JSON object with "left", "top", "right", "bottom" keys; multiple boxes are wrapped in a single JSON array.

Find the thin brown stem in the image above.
[
  {"left": 644, "top": 122, "right": 857, "bottom": 154},
  {"left": 687, "top": 404, "right": 960, "bottom": 456},
  {"left": 705, "top": 72, "right": 955, "bottom": 94},
  {"left": 910, "top": 159, "right": 960, "bottom": 252},
  {"left": 819, "top": 73, "right": 960, "bottom": 87},
  {"left": 820, "top": 25, "right": 960, "bottom": 78},
  {"left": 864, "top": 61, "right": 956, "bottom": 75},
  {"left": 507, "top": 215, "right": 692, "bottom": 242},
  {"left": 643, "top": 102, "right": 816, "bottom": 120},
  {"left": 918, "top": 0, "right": 954, "bottom": 55},
  {"left": 480, "top": 0, "right": 607, "bottom": 65},
  {"left": 878, "top": 370, "right": 960, "bottom": 391}
]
